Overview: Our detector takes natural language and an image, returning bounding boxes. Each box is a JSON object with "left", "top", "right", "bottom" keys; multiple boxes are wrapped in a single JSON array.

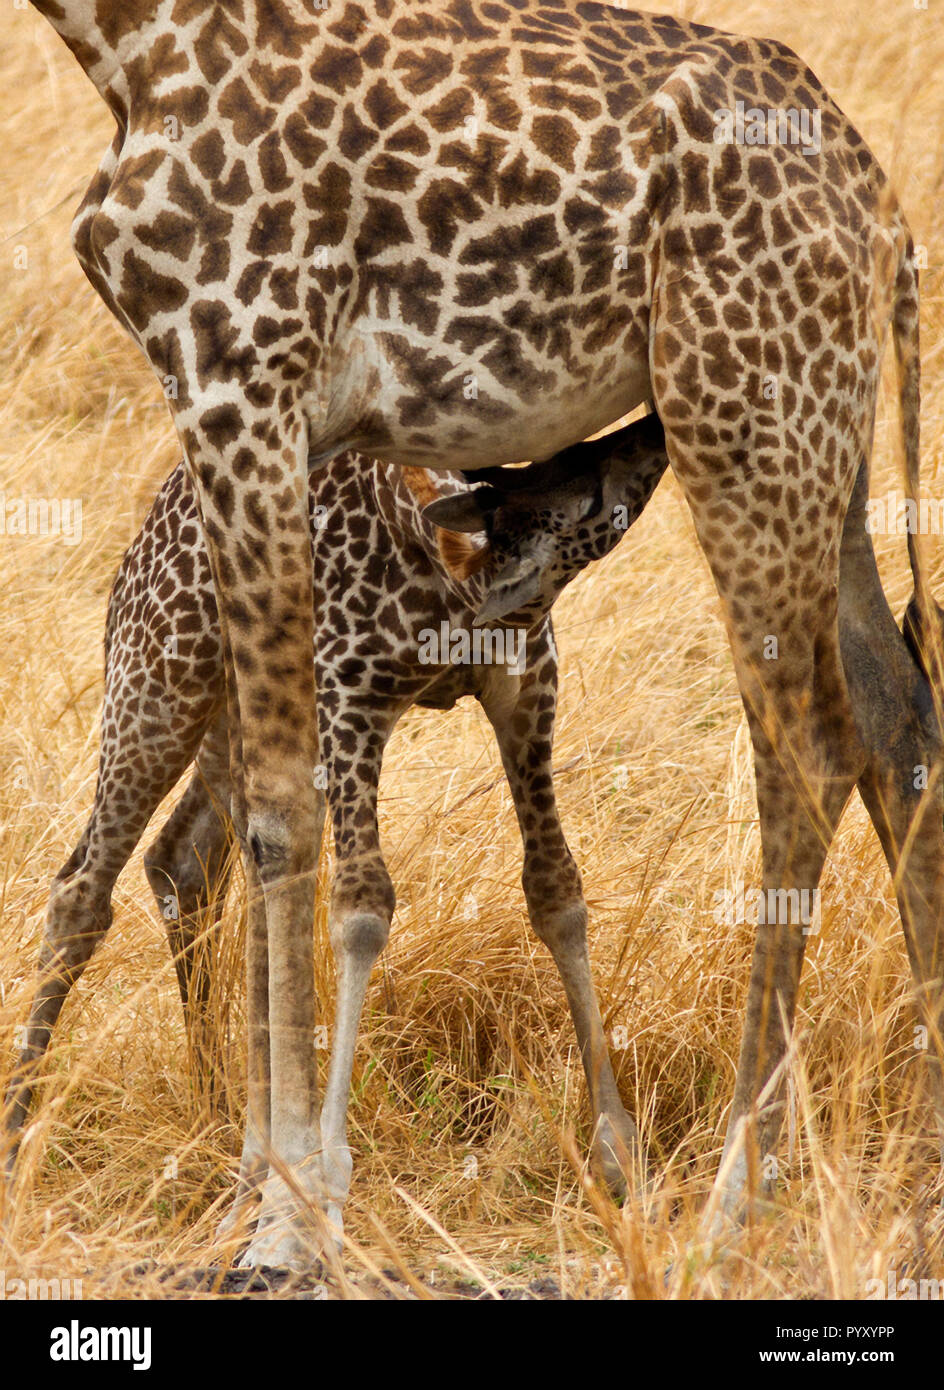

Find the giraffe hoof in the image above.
[
  {"left": 238, "top": 1201, "right": 334, "bottom": 1270},
  {"left": 239, "top": 1226, "right": 323, "bottom": 1272},
  {"left": 592, "top": 1113, "right": 651, "bottom": 1202},
  {"left": 215, "top": 1191, "right": 261, "bottom": 1245},
  {"left": 237, "top": 1160, "right": 338, "bottom": 1270},
  {"left": 701, "top": 1160, "right": 781, "bottom": 1241}
]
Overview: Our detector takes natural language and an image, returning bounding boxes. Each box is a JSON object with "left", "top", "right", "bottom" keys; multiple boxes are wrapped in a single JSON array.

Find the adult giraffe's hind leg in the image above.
[
  {"left": 481, "top": 625, "right": 647, "bottom": 1195},
  {"left": 711, "top": 701, "right": 857, "bottom": 1220},
  {"left": 653, "top": 382, "right": 871, "bottom": 1226}
]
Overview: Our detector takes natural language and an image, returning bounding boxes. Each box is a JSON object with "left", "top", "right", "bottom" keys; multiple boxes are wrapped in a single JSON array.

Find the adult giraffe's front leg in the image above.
[{"left": 180, "top": 405, "right": 328, "bottom": 1269}]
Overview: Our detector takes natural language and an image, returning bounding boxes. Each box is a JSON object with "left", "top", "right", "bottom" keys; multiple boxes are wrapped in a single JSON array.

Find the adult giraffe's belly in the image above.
[{"left": 306, "top": 319, "right": 654, "bottom": 471}]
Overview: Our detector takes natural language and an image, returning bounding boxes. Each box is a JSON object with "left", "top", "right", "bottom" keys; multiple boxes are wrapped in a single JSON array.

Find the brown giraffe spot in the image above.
[
  {"left": 353, "top": 197, "right": 413, "bottom": 259},
  {"left": 310, "top": 44, "right": 364, "bottom": 94},
  {"left": 702, "top": 330, "right": 744, "bottom": 390},
  {"left": 191, "top": 300, "right": 259, "bottom": 386},
  {"left": 303, "top": 164, "right": 352, "bottom": 249},
  {"left": 194, "top": 9, "right": 248, "bottom": 84},
  {"left": 460, "top": 45, "right": 510, "bottom": 80},
  {"left": 387, "top": 121, "right": 432, "bottom": 156},
  {"left": 255, "top": 0, "right": 318, "bottom": 56},
  {"left": 748, "top": 155, "right": 782, "bottom": 199},
  {"left": 392, "top": 44, "right": 453, "bottom": 94},
  {"left": 338, "top": 105, "right": 379, "bottom": 160},
  {"left": 212, "top": 161, "right": 253, "bottom": 206},
  {"left": 253, "top": 315, "right": 304, "bottom": 348},
  {"left": 364, "top": 77, "right": 409, "bottom": 128},
  {"left": 732, "top": 201, "right": 766, "bottom": 260},
  {"left": 198, "top": 404, "right": 243, "bottom": 451},
  {"left": 359, "top": 34, "right": 391, "bottom": 70},
  {"left": 269, "top": 267, "right": 300, "bottom": 310},
  {"left": 255, "top": 133, "right": 289, "bottom": 194},
  {"left": 117, "top": 249, "right": 189, "bottom": 332},
  {"left": 416, "top": 178, "right": 481, "bottom": 257},
  {"left": 529, "top": 252, "right": 575, "bottom": 301},
  {"left": 461, "top": 213, "right": 558, "bottom": 265},
  {"left": 190, "top": 129, "right": 226, "bottom": 181},
  {"left": 234, "top": 261, "right": 272, "bottom": 307},
  {"left": 94, "top": 0, "right": 146, "bottom": 46},
  {"left": 799, "top": 315, "right": 823, "bottom": 351},
  {"left": 769, "top": 206, "right": 794, "bottom": 248},
  {"left": 109, "top": 150, "right": 165, "bottom": 210},
  {"left": 365, "top": 153, "right": 421, "bottom": 192},
  {"left": 167, "top": 163, "right": 234, "bottom": 243},
  {"left": 456, "top": 265, "right": 517, "bottom": 307},
  {"left": 144, "top": 326, "right": 192, "bottom": 408},
  {"left": 562, "top": 195, "right": 608, "bottom": 235},
  {"left": 368, "top": 260, "right": 443, "bottom": 335},
  {"left": 531, "top": 114, "right": 579, "bottom": 172},
  {"left": 692, "top": 223, "right": 725, "bottom": 258},
  {"left": 250, "top": 60, "right": 303, "bottom": 106},
  {"left": 532, "top": 84, "right": 601, "bottom": 122},
  {"left": 218, "top": 77, "right": 276, "bottom": 144},
  {"left": 586, "top": 124, "right": 622, "bottom": 172},
  {"left": 281, "top": 114, "right": 327, "bottom": 169},
  {"left": 424, "top": 88, "right": 474, "bottom": 133},
  {"left": 133, "top": 211, "right": 196, "bottom": 262}
]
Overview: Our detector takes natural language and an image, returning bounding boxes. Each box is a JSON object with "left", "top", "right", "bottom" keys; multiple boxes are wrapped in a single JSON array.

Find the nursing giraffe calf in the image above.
[{"left": 4, "top": 415, "right": 668, "bottom": 1237}]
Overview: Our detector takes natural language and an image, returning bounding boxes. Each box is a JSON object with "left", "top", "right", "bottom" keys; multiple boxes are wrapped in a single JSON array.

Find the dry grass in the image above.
[{"left": 1, "top": 1, "right": 944, "bottom": 1300}]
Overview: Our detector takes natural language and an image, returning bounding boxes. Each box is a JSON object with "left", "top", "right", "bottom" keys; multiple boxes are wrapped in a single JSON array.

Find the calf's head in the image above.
[{"left": 424, "top": 411, "right": 668, "bottom": 625}]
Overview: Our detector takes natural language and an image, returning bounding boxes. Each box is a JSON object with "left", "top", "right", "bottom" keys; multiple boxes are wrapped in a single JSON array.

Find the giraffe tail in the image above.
[{"left": 895, "top": 241, "right": 944, "bottom": 691}]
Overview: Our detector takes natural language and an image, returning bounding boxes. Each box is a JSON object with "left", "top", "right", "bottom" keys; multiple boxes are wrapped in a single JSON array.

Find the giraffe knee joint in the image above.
[
  {"left": 44, "top": 876, "right": 113, "bottom": 962},
  {"left": 247, "top": 825, "right": 289, "bottom": 876},
  {"left": 330, "top": 854, "right": 395, "bottom": 951},
  {"left": 40, "top": 933, "right": 103, "bottom": 984},
  {"left": 246, "top": 806, "right": 318, "bottom": 881},
  {"left": 532, "top": 900, "right": 588, "bottom": 951},
  {"left": 338, "top": 912, "right": 389, "bottom": 962},
  {"left": 143, "top": 847, "right": 178, "bottom": 901},
  {"left": 144, "top": 847, "right": 213, "bottom": 914}
]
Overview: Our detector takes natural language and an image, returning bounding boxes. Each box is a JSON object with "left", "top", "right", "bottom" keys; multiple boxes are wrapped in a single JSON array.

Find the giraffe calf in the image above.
[{"left": 5, "top": 413, "right": 667, "bottom": 1234}]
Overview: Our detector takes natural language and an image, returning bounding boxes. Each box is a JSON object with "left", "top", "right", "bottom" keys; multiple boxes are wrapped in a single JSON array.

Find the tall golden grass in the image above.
[{"left": 1, "top": 1, "right": 943, "bottom": 1299}]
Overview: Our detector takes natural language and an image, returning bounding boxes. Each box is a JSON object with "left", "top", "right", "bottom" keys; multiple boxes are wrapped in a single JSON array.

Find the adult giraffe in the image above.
[{"left": 15, "top": 0, "right": 944, "bottom": 1265}]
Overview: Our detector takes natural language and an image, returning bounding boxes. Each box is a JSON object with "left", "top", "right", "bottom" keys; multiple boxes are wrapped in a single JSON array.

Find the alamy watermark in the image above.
[
  {"left": 49, "top": 1321, "right": 151, "bottom": 1370},
  {"left": 713, "top": 101, "right": 821, "bottom": 156},
  {"left": 0, "top": 1269, "right": 83, "bottom": 1299},
  {"left": 417, "top": 622, "right": 527, "bottom": 674},
  {"left": 0, "top": 494, "right": 82, "bottom": 545},
  {"left": 712, "top": 881, "right": 821, "bottom": 934},
  {"left": 865, "top": 1268, "right": 944, "bottom": 1300},
  {"left": 866, "top": 490, "right": 944, "bottom": 536}
]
